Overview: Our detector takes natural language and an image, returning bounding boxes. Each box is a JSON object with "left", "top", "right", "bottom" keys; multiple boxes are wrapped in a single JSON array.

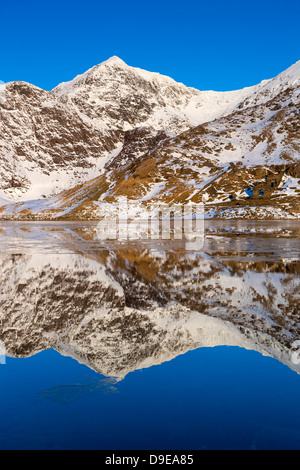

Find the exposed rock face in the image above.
[
  {"left": 105, "top": 127, "right": 172, "bottom": 171},
  {"left": 0, "top": 81, "right": 122, "bottom": 200},
  {"left": 0, "top": 57, "right": 299, "bottom": 218},
  {"left": 0, "top": 223, "right": 299, "bottom": 378}
]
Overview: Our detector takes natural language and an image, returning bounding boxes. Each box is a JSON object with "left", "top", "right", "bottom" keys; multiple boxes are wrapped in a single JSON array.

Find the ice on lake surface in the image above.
[{"left": 0, "top": 220, "right": 299, "bottom": 449}]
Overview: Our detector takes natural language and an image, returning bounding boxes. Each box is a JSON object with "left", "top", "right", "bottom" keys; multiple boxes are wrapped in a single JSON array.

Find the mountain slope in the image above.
[{"left": 0, "top": 81, "right": 122, "bottom": 201}]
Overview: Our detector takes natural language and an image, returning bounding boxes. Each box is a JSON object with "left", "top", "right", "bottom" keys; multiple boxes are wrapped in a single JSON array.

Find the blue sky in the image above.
[{"left": 0, "top": 0, "right": 299, "bottom": 91}]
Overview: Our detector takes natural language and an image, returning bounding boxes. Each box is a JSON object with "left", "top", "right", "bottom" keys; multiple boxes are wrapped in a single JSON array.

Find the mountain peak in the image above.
[{"left": 99, "top": 56, "right": 127, "bottom": 67}]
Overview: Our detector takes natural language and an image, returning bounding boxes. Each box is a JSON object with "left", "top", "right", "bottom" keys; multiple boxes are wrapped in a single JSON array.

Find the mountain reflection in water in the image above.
[{"left": 0, "top": 220, "right": 299, "bottom": 379}]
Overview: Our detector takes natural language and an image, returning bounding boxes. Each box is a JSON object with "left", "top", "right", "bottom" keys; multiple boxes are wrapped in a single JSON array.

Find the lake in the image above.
[{"left": 0, "top": 220, "right": 299, "bottom": 450}]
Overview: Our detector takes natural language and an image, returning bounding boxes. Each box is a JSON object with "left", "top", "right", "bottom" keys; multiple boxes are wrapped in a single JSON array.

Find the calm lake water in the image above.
[{"left": 0, "top": 220, "right": 299, "bottom": 450}]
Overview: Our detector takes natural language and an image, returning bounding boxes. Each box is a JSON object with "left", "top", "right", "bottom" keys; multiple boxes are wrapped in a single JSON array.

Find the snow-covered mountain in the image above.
[
  {"left": 0, "top": 57, "right": 299, "bottom": 218},
  {"left": 237, "top": 60, "right": 300, "bottom": 109},
  {"left": 52, "top": 55, "right": 269, "bottom": 133}
]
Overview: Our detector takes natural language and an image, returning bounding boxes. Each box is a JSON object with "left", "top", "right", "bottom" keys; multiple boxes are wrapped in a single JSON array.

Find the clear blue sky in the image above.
[{"left": 0, "top": 0, "right": 299, "bottom": 91}]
